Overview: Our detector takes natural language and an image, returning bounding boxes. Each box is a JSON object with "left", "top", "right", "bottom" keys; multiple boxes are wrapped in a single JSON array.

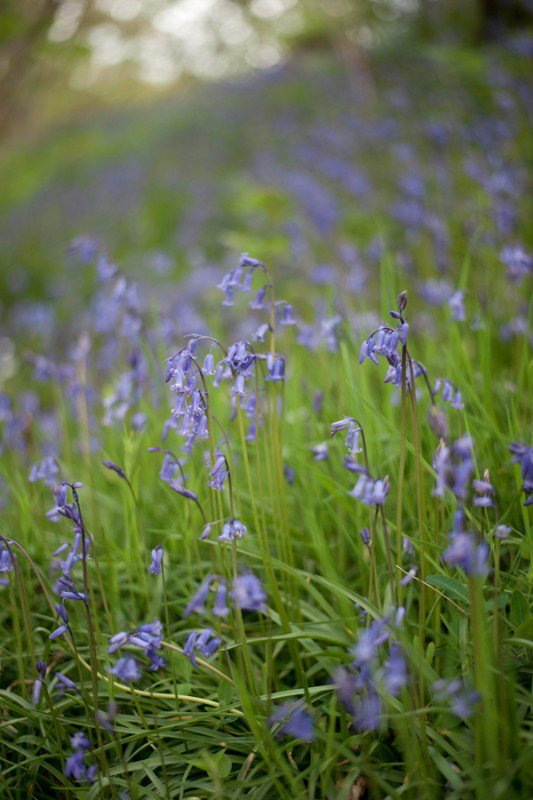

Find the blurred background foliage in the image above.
[{"left": 1, "top": 0, "right": 531, "bottom": 143}]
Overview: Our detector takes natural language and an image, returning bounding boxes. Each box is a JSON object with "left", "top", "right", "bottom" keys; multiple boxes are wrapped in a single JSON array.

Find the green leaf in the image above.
[
  {"left": 426, "top": 575, "right": 469, "bottom": 605},
  {"left": 514, "top": 617, "right": 533, "bottom": 643},
  {"left": 510, "top": 590, "right": 529, "bottom": 628}
]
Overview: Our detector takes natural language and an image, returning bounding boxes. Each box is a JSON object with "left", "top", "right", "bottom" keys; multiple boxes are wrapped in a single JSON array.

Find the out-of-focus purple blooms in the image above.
[
  {"left": 473, "top": 472, "right": 495, "bottom": 508},
  {"left": 448, "top": 291, "right": 466, "bottom": 321},
  {"left": 428, "top": 405, "right": 448, "bottom": 440},
  {"left": 443, "top": 533, "right": 489, "bottom": 577},
  {"left": 402, "top": 536, "right": 414, "bottom": 557},
  {"left": 500, "top": 244, "right": 532, "bottom": 283},
  {"left": 265, "top": 353, "right": 285, "bottom": 382},
  {"left": 183, "top": 628, "right": 221, "bottom": 667},
  {"left": 350, "top": 471, "right": 390, "bottom": 506},
  {"left": 213, "top": 580, "right": 229, "bottom": 617},
  {"left": 68, "top": 236, "right": 99, "bottom": 264},
  {"left": 311, "top": 443, "right": 328, "bottom": 462},
  {"left": 184, "top": 574, "right": 215, "bottom": 617},
  {"left": 283, "top": 464, "right": 295, "bottom": 485},
  {"left": 65, "top": 731, "right": 96, "bottom": 784},
  {"left": 218, "top": 518, "right": 247, "bottom": 542},
  {"left": 253, "top": 322, "right": 271, "bottom": 342},
  {"left": 33, "top": 659, "right": 47, "bottom": 705},
  {"left": 96, "top": 702, "right": 118, "bottom": 733},
  {"left": 433, "top": 679, "right": 481, "bottom": 718},
  {"left": 148, "top": 545, "right": 164, "bottom": 575},
  {"left": 269, "top": 702, "right": 314, "bottom": 742},
  {"left": 360, "top": 527, "right": 371, "bottom": 547},
  {"left": 495, "top": 524, "right": 511, "bottom": 539},
  {"left": 382, "top": 644, "right": 408, "bottom": 696},
  {"left": 509, "top": 442, "right": 533, "bottom": 505},
  {"left": 28, "top": 456, "right": 59, "bottom": 486},
  {"left": 352, "top": 616, "right": 391, "bottom": 667},
  {"left": 400, "top": 567, "right": 417, "bottom": 586},
  {"left": 109, "top": 656, "right": 141, "bottom": 683},
  {"left": 231, "top": 573, "right": 267, "bottom": 612}
]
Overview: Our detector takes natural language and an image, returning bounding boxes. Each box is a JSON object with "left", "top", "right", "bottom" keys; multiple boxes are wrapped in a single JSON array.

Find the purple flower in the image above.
[
  {"left": 64, "top": 731, "right": 95, "bottom": 784},
  {"left": 33, "top": 659, "right": 47, "bottom": 705},
  {"left": 213, "top": 580, "right": 229, "bottom": 617},
  {"left": 184, "top": 574, "right": 215, "bottom": 617},
  {"left": 443, "top": 533, "right": 489, "bottom": 577},
  {"left": 54, "top": 672, "right": 79, "bottom": 698},
  {"left": 209, "top": 454, "right": 229, "bottom": 491},
  {"left": 269, "top": 703, "right": 314, "bottom": 742},
  {"left": 509, "top": 442, "right": 533, "bottom": 505},
  {"left": 109, "top": 656, "right": 141, "bottom": 683},
  {"left": 433, "top": 679, "right": 481, "bottom": 718},
  {"left": 311, "top": 443, "right": 328, "bottom": 462},
  {"left": 148, "top": 545, "right": 164, "bottom": 575},
  {"left": 360, "top": 527, "right": 371, "bottom": 547},
  {"left": 382, "top": 644, "right": 408, "bottom": 696},
  {"left": 231, "top": 573, "right": 267, "bottom": 612},
  {"left": 28, "top": 456, "right": 59, "bottom": 486},
  {"left": 218, "top": 519, "right": 247, "bottom": 542},
  {"left": 500, "top": 244, "right": 532, "bottom": 283},
  {"left": 182, "top": 628, "right": 221, "bottom": 668}
]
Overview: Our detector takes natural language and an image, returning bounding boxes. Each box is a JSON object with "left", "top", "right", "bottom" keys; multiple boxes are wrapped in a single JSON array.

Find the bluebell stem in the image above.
[
  {"left": 148, "top": 545, "right": 163, "bottom": 575},
  {"left": 182, "top": 628, "right": 221, "bottom": 667},
  {"left": 109, "top": 656, "right": 141, "bottom": 683},
  {"left": 268, "top": 703, "right": 314, "bottom": 742},
  {"left": 231, "top": 573, "right": 267, "bottom": 612}
]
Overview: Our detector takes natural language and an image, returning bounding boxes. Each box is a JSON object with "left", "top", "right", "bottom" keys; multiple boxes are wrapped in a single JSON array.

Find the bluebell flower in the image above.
[
  {"left": 33, "top": 659, "right": 47, "bottom": 705},
  {"left": 109, "top": 656, "right": 141, "bottom": 683},
  {"left": 269, "top": 702, "right": 314, "bottom": 742},
  {"left": 148, "top": 545, "right": 164, "bottom": 575},
  {"left": 184, "top": 574, "right": 215, "bottom": 617},
  {"left": 360, "top": 527, "right": 371, "bottom": 547},
  {"left": 433, "top": 679, "right": 481, "bottom": 718},
  {"left": 473, "top": 473, "right": 495, "bottom": 508},
  {"left": 28, "top": 456, "right": 59, "bottom": 486},
  {"left": 500, "top": 243, "right": 532, "bottom": 284},
  {"left": 495, "top": 524, "right": 511, "bottom": 539},
  {"left": 443, "top": 533, "right": 489, "bottom": 577},
  {"left": 0, "top": 541, "right": 15, "bottom": 573},
  {"left": 213, "top": 580, "right": 229, "bottom": 617},
  {"left": 54, "top": 672, "right": 79, "bottom": 698},
  {"left": 218, "top": 518, "right": 247, "bottom": 542},
  {"left": 231, "top": 573, "right": 267, "bottom": 612},
  {"left": 311, "top": 443, "right": 328, "bottom": 462},
  {"left": 64, "top": 731, "right": 95, "bottom": 784},
  {"left": 382, "top": 644, "right": 408, "bottom": 696},
  {"left": 209, "top": 453, "right": 229, "bottom": 491},
  {"left": 183, "top": 628, "right": 221, "bottom": 668},
  {"left": 448, "top": 290, "right": 466, "bottom": 321}
]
